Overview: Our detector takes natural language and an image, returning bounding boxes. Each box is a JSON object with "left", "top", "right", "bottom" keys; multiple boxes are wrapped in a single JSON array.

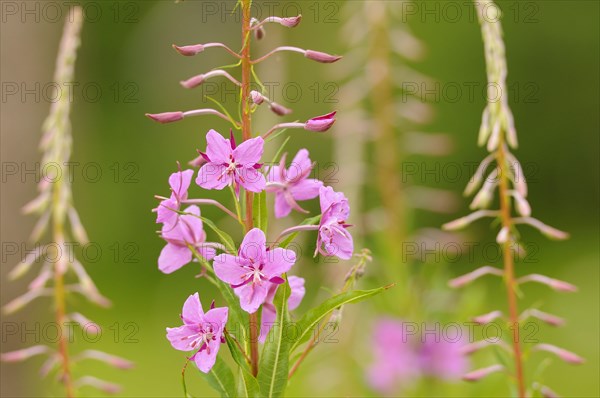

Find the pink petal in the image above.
[
  {"left": 158, "top": 243, "right": 192, "bottom": 274},
  {"left": 196, "top": 164, "right": 231, "bottom": 190},
  {"left": 286, "top": 149, "right": 312, "bottom": 181},
  {"left": 194, "top": 339, "right": 221, "bottom": 373},
  {"left": 235, "top": 283, "right": 269, "bottom": 314},
  {"left": 156, "top": 196, "right": 178, "bottom": 227},
  {"left": 240, "top": 229, "right": 267, "bottom": 262},
  {"left": 290, "top": 179, "right": 322, "bottom": 200},
  {"left": 259, "top": 305, "right": 276, "bottom": 343},
  {"left": 233, "top": 136, "right": 264, "bottom": 165},
  {"left": 202, "top": 307, "right": 228, "bottom": 334},
  {"left": 181, "top": 293, "right": 204, "bottom": 324},
  {"left": 266, "top": 165, "right": 283, "bottom": 184},
  {"left": 238, "top": 168, "right": 266, "bottom": 193},
  {"left": 264, "top": 248, "right": 296, "bottom": 277},
  {"left": 213, "top": 254, "right": 249, "bottom": 285},
  {"left": 274, "top": 192, "right": 292, "bottom": 218},
  {"left": 329, "top": 228, "right": 354, "bottom": 260},
  {"left": 168, "top": 169, "right": 194, "bottom": 198},
  {"left": 205, "top": 129, "right": 232, "bottom": 163},
  {"left": 166, "top": 325, "right": 195, "bottom": 351},
  {"left": 288, "top": 276, "right": 305, "bottom": 311}
]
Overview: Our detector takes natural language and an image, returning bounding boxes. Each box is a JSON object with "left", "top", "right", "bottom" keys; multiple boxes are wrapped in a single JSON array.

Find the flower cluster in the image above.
[{"left": 146, "top": 2, "right": 366, "bottom": 384}]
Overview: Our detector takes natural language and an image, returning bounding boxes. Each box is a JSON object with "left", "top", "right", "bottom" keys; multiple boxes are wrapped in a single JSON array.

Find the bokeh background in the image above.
[{"left": 1, "top": 0, "right": 598, "bottom": 396}]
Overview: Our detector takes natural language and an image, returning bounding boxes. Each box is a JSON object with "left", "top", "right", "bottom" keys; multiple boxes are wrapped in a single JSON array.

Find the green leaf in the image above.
[
  {"left": 201, "top": 356, "right": 236, "bottom": 398},
  {"left": 201, "top": 217, "right": 237, "bottom": 253},
  {"left": 225, "top": 333, "right": 261, "bottom": 398},
  {"left": 258, "top": 279, "right": 291, "bottom": 397},
  {"left": 279, "top": 215, "right": 321, "bottom": 248},
  {"left": 219, "top": 280, "right": 249, "bottom": 345},
  {"left": 252, "top": 191, "right": 268, "bottom": 233},
  {"left": 290, "top": 286, "right": 391, "bottom": 353}
]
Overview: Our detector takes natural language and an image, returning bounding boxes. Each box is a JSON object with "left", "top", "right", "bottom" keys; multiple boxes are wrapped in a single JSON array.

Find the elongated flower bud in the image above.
[
  {"left": 250, "top": 90, "right": 265, "bottom": 105},
  {"left": 1, "top": 345, "right": 51, "bottom": 362},
  {"left": 442, "top": 210, "right": 499, "bottom": 231},
  {"left": 269, "top": 102, "right": 292, "bottom": 116},
  {"left": 448, "top": 265, "right": 503, "bottom": 288},
  {"left": 534, "top": 344, "right": 584, "bottom": 364},
  {"left": 517, "top": 274, "right": 577, "bottom": 292},
  {"left": 463, "top": 364, "right": 504, "bottom": 382},
  {"left": 305, "top": 50, "right": 343, "bottom": 63},
  {"left": 304, "top": 111, "right": 337, "bottom": 132},
  {"left": 75, "top": 376, "right": 121, "bottom": 394},
  {"left": 473, "top": 310, "right": 503, "bottom": 325},
  {"left": 75, "top": 350, "right": 134, "bottom": 369},
  {"left": 521, "top": 309, "right": 565, "bottom": 327},
  {"left": 146, "top": 112, "right": 184, "bottom": 124},
  {"left": 172, "top": 43, "right": 205, "bottom": 56},
  {"left": 513, "top": 217, "right": 569, "bottom": 240},
  {"left": 496, "top": 226, "right": 510, "bottom": 244},
  {"left": 180, "top": 74, "right": 205, "bottom": 89}
]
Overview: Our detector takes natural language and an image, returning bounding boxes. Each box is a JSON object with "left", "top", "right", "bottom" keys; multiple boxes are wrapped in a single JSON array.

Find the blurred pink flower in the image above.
[
  {"left": 166, "top": 293, "right": 228, "bottom": 373},
  {"left": 367, "top": 318, "right": 469, "bottom": 394},
  {"left": 213, "top": 228, "right": 296, "bottom": 313},
  {"left": 158, "top": 206, "right": 216, "bottom": 274},
  {"left": 266, "top": 149, "right": 323, "bottom": 218},
  {"left": 196, "top": 130, "right": 266, "bottom": 195}
]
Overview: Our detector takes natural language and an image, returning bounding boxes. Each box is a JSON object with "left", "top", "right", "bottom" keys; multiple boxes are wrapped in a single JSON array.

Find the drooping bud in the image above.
[
  {"left": 180, "top": 74, "right": 205, "bottom": 89},
  {"left": 448, "top": 265, "right": 503, "bottom": 288},
  {"left": 533, "top": 344, "right": 584, "bottom": 364},
  {"left": 75, "top": 350, "right": 134, "bottom": 369},
  {"left": 496, "top": 226, "right": 510, "bottom": 244},
  {"left": 304, "top": 111, "right": 336, "bottom": 132},
  {"left": 1, "top": 345, "right": 51, "bottom": 362},
  {"left": 442, "top": 210, "right": 499, "bottom": 231},
  {"left": 8, "top": 245, "right": 46, "bottom": 280},
  {"left": 470, "top": 168, "right": 498, "bottom": 209},
  {"left": 253, "top": 18, "right": 266, "bottom": 40},
  {"left": 464, "top": 154, "right": 495, "bottom": 196},
  {"left": 250, "top": 90, "right": 265, "bottom": 105},
  {"left": 514, "top": 217, "right": 569, "bottom": 240},
  {"left": 511, "top": 191, "right": 531, "bottom": 217},
  {"left": 522, "top": 309, "right": 565, "bottom": 327},
  {"left": 75, "top": 376, "right": 122, "bottom": 394},
  {"left": 68, "top": 207, "right": 89, "bottom": 244},
  {"left": 473, "top": 310, "right": 503, "bottom": 325},
  {"left": 269, "top": 102, "right": 292, "bottom": 116},
  {"left": 517, "top": 273, "right": 577, "bottom": 292},
  {"left": 172, "top": 43, "right": 205, "bottom": 56},
  {"left": 146, "top": 112, "right": 184, "bottom": 124},
  {"left": 280, "top": 15, "right": 302, "bottom": 27},
  {"left": 69, "top": 312, "right": 102, "bottom": 334},
  {"left": 486, "top": 120, "right": 501, "bottom": 152},
  {"left": 463, "top": 364, "right": 504, "bottom": 382},
  {"left": 304, "top": 50, "right": 342, "bottom": 63}
]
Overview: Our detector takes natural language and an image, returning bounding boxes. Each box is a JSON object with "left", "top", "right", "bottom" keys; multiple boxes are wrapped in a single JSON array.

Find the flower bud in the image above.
[
  {"left": 281, "top": 15, "right": 302, "bottom": 27},
  {"left": 146, "top": 112, "right": 184, "bottom": 124},
  {"left": 180, "top": 74, "right": 205, "bottom": 89},
  {"left": 517, "top": 273, "right": 577, "bottom": 292},
  {"left": 172, "top": 44, "right": 205, "bottom": 56},
  {"left": 473, "top": 310, "right": 503, "bottom": 325},
  {"left": 304, "top": 111, "right": 336, "bottom": 132},
  {"left": 534, "top": 344, "right": 584, "bottom": 364},
  {"left": 496, "top": 226, "right": 510, "bottom": 244},
  {"left": 463, "top": 364, "right": 504, "bottom": 382},
  {"left": 1, "top": 345, "right": 51, "bottom": 362},
  {"left": 250, "top": 90, "right": 265, "bottom": 105},
  {"left": 269, "top": 102, "right": 292, "bottom": 116},
  {"left": 304, "top": 50, "right": 342, "bottom": 63},
  {"left": 448, "top": 265, "right": 503, "bottom": 288}
]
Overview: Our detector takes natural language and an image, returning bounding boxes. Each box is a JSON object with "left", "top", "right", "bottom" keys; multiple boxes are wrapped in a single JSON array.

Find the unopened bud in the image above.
[
  {"left": 180, "top": 74, "right": 205, "bottom": 89},
  {"left": 534, "top": 344, "right": 584, "bottom": 365},
  {"left": 146, "top": 112, "right": 184, "bottom": 124},
  {"left": 463, "top": 364, "right": 504, "bottom": 382},
  {"left": 304, "top": 111, "right": 336, "bottom": 132},
  {"left": 269, "top": 102, "right": 292, "bottom": 116},
  {"left": 473, "top": 310, "right": 503, "bottom": 325},
  {"left": 1, "top": 345, "right": 51, "bottom": 362},
  {"left": 172, "top": 44, "right": 205, "bottom": 56},
  {"left": 304, "top": 50, "right": 342, "bottom": 63},
  {"left": 280, "top": 15, "right": 302, "bottom": 27},
  {"left": 250, "top": 90, "right": 265, "bottom": 105}
]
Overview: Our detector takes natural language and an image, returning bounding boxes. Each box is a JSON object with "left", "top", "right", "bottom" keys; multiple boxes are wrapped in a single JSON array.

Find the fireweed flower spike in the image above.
[
  {"left": 259, "top": 276, "right": 305, "bottom": 342},
  {"left": 166, "top": 293, "right": 228, "bottom": 373},
  {"left": 155, "top": 169, "right": 194, "bottom": 228},
  {"left": 266, "top": 149, "right": 323, "bottom": 218},
  {"left": 213, "top": 228, "right": 296, "bottom": 313},
  {"left": 158, "top": 206, "right": 218, "bottom": 274},
  {"left": 316, "top": 186, "right": 354, "bottom": 260},
  {"left": 2, "top": 7, "right": 129, "bottom": 396},
  {"left": 196, "top": 129, "right": 266, "bottom": 195},
  {"left": 443, "top": 1, "right": 581, "bottom": 395}
]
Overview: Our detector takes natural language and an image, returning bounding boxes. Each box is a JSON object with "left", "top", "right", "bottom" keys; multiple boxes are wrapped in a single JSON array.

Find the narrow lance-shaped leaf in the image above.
[
  {"left": 290, "top": 286, "right": 391, "bottom": 353},
  {"left": 252, "top": 191, "right": 268, "bottom": 233},
  {"left": 258, "top": 277, "right": 291, "bottom": 397},
  {"left": 224, "top": 333, "right": 260, "bottom": 398},
  {"left": 201, "top": 216, "right": 237, "bottom": 253},
  {"left": 200, "top": 356, "right": 237, "bottom": 398}
]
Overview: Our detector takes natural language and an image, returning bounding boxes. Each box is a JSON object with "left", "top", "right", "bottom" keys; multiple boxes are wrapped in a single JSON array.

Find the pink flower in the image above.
[
  {"left": 419, "top": 332, "right": 469, "bottom": 380},
  {"left": 213, "top": 229, "right": 296, "bottom": 313},
  {"left": 316, "top": 186, "right": 353, "bottom": 260},
  {"left": 304, "top": 111, "right": 336, "bottom": 132},
  {"left": 158, "top": 206, "right": 216, "bottom": 274},
  {"left": 266, "top": 149, "right": 323, "bottom": 218},
  {"left": 166, "top": 293, "right": 228, "bottom": 373},
  {"left": 156, "top": 169, "right": 194, "bottom": 228},
  {"left": 259, "top": 276, "right": 305, "bottom": 342},
  {"left": 196, "top": 130, "right": 266, "bottom": 195}
]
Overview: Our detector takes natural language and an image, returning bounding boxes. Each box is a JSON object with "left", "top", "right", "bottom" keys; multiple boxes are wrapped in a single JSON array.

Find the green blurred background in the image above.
[{"left": 1, "top": 0, "right": 598, "bottom": 396}]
